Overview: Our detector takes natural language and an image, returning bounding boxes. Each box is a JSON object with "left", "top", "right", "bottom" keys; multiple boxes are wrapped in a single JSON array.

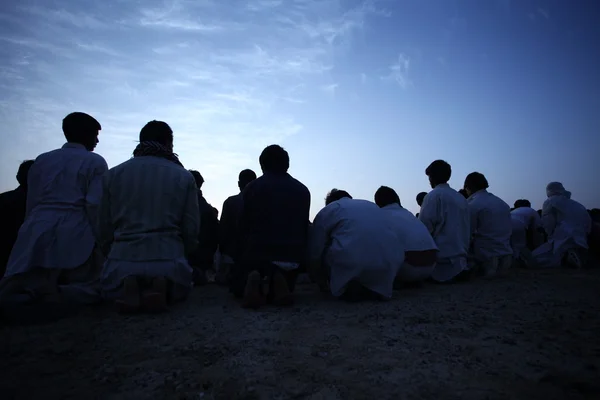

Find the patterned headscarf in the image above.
[
  {"left": 133, "top": 141, "right": 183, "bottom": 167},
  {"left": 546, "top": 182, "right": 571, "bottom": 199}
]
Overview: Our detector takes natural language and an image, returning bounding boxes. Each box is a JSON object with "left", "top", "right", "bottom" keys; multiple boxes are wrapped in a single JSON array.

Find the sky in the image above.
[{"left": 0, "top": 0, "right": 599, "bottom": 219}]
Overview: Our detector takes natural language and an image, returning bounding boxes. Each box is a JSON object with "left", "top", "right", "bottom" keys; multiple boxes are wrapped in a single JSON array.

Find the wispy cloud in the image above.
[
  {"left": 383, "top": 53, "right": 411, "bottom": 89},
  {"left": 321, "top": 83, "right": 339, "bottom": 97}
]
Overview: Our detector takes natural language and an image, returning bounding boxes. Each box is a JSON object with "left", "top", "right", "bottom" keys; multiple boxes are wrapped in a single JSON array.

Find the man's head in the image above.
[
  {"left": 514, "top": 199, "right": 532, "bottom": 209},
  {"left": 463, "top": 172, "right": 489, "bottom": 197},
  {"left": 416, "top": 191, "right": 427, "bottom": 207},
  {"left": 238, "top": 169, "right": 257, "bottom": 191},
  {"left": 62, "top": 112, "right": 101, "bottom": 151},
  {"left": 189, "top": 170, "right": 204, "bottom": 189},
  {"left": 139, "top": 120, "right": 174, "bottom": 151},
  {"left": 425, "top": 160, "right": 451, "bottom": 188},
  {"left": 16, "top": 160, "right": 34, "bottom": 187},
  {"left": 374, "top": 186, "right": 401, "bottom": 208},
  {"left": 325, "top": 188, "right": 352, "bottom": 206},
  {"left": 259, "top": 145, "right": 289, "bottom": 174}
]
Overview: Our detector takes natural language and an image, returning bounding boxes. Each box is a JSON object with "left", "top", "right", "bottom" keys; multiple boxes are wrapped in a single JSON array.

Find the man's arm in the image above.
[
  {"left": 182, "top": 177, "right": 200, "bottom": 255},
  {"left": 541, "top": 200, "right": 557, "bottom": 237},
  {"left": 418, "top": 193, "right": 438, "bottom": 234},
  {"left": 97, "top": 173, "right": 113, "bottom": 255},
  {"left": 86, "top": 158, "right": 109, "bottom": 240},
  {"left": 307, "top": 204, "right": 337, "bottom": 282}
]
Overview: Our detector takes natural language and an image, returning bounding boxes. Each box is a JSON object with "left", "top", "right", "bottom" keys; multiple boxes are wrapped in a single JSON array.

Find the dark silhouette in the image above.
[
  {"left": 232, "top": 145, "right": 311, "bottom": 309},
  {"left": 416, "top": 192, "right": 427, "bottom": 207},
  {"left": 325, "top": 188, "right": 352, "bottom": 205},
  {"left": 374, "top": 186, "right": 401, "bottom": 208},
  {"left": 425, "top": 159, "right": 452, "bottom": 189},
  {"left": 458, "top": 189, "right": 469, "bottom": 199},
  {"left": 0, "top": 160, "right": 34, "bottom": 277},
  {"left": 463, "top": 172, "right": 489, "bottom": 196}
]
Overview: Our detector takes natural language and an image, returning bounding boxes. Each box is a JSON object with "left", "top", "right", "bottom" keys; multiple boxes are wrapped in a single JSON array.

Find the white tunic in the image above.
[
  {"left": 511, "top": 207, "right": 542, "bottom": 231},
  {"left": 381, "top": 204, "right": 437, "bottom": 252},
  {"left": 418, "top": 183, "right": 470, "bottom": 281},
  {"left": 309, "top": 198, "right": 404, "bottom": 299},
  {"left": 4, "top": 143, "right": 108, "bottom": 277},
  {"left": 467, "top": 189, "right": 513, "bottom": 261}
]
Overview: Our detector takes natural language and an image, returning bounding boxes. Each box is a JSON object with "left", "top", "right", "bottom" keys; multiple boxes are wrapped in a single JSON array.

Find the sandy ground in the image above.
[{"left": 1, "top": 268, "right": 600, "bottom": 400}]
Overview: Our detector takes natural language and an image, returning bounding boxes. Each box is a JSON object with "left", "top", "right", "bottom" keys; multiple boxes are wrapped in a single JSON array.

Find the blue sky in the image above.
[{"left": 1, "top": 0, "right": 598, "bottom": 218}]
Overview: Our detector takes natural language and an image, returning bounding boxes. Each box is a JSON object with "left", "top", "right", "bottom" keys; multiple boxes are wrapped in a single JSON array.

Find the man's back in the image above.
[
  {"left": 0, "top": 187, "right": 27, "bottom": 274},
  {"left": 99, "top": 156, "right": 199, "bottom": 261},
  {"left": 240, "top": 172, "right": 310, "bottom": 263},
  {"left": 511, "top": 207, "right": 541, "bottom": 231},
  {"left": 382, "top": 204, "right": 437, "bottom": 252},
  {"left": 219, "top": 193, "right": 243, "bottom": 258},
  {"left": 544, "top": 195, "right": 592, "bottom": 247},
  {"left": 468, "top": 190, "right": 513, "bottom": 259},
  {"left": 419, "top": 183, "right": 470, "bottom": 260}
]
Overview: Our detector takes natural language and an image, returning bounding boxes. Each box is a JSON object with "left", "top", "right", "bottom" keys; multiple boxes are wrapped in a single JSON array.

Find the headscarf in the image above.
[
  {"left": 546, "top": 182, "right": 571, "bottom": 199},
  {"left": 133, "top": 141, "right": 183, "bottom": 167}
]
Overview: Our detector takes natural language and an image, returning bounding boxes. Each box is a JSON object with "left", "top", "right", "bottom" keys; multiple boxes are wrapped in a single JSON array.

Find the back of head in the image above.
[
  {"left": 374, "top": 186, "right": 401, "bottom": 208},
  {"left": 425, "top": 160, "right": 451, "bottom": 185},
  {"left": 259, "top": 145, "right": 289, "bottom": 174},
  {"left": 62, "top": 112, "right": 101, "bottom": 149},
  {"left": 238, "top": 169, "right": 257, "bottom": 190},
  {"left": 16, "top": 160, "right": 35, "bottom": 186},
  {"left": 189, "top": 170, "right": 204, "bottom": 189},
  {"left": 325, "top": 188, "right": 352, "bottom": 206},
  {"left": 139, "top": 120, "right": 173, "bottom": 148},
  {"left": 546, "top": 181, "right": 571, "bottom": 199},
  {"left": 514, "top": 199, "right": 531, "bottom": 209},
  {"left": 464, "top": 172, "right": 489, "bottom": 193},
  {"left": 416, "top": 191, "right": 427, "bottom": 206}
]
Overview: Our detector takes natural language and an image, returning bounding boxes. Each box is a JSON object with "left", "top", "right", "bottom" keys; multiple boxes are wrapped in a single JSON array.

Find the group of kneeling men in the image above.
[{"left": 0, "top": 112, "right": 596, "bottom": 314}]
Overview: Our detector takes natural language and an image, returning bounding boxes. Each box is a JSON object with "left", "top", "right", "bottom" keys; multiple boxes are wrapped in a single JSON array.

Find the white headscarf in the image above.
[{"left": 546, "top": 182, "right": 571, "bottom": 199}]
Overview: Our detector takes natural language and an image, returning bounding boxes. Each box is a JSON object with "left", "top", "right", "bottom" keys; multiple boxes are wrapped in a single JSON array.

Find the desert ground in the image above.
[{"left": 1, "top": 268, "right": 600, "bottom": 400}]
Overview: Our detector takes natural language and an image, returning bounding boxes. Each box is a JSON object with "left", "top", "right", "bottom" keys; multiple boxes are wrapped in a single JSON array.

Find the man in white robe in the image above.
[
  {"left": 512, "top": 199, "right": 542, "bottom": 250},
  {"left": 309, "top": 189, "right": 404, "bottom": 301},
  {"left": 375, "top": 186, "right": 437, "bottom": 285},
  {"left": 464, "top": 172, "right": 513, "bottom": 278},
  {"left": 0, "top": 112, "right": 107, "bottom": 305},
  {"left": 532, "top": 182, "right": 592, "bottom": 268},
  {"left": 98, "top": 121, "right": 200, "bottom": 313},
  {"left": 419, "top": 160, "right": 470, "bottom": 283}
]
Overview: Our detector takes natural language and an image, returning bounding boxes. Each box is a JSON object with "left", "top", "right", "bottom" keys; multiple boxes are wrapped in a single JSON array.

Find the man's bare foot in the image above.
[
  {"left": 115, "top": 277, "right": 140, "bottom": 314},
  {"left": 241, "top": 271, "right": 265, "bottom": 309},
  {"left": 142, "top": 277, "right": 168, "bottom": 313},
  {"left": 272, "top": 271, "right": 294, "bottom": 307}
]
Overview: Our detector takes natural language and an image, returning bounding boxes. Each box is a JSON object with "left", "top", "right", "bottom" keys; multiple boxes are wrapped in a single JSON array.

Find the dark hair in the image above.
[
  {"left": 416, "top": 191, "right": 427, "bottom": 206},
  {"left": 139, "top": 120, "right": 173, "bottom": 147},
  {"left": 374, "top": 186, "right": 401, "bottom": 208},
  {"left": 325, "top": 188, "right": 352, "bottom": 205},
  {"left": 189, "top": 170, "right": 204, "bottom": 188},
  {"left": 259, "top": 145, "right": 289, "bottom": 173},
  {"left": 425, "top": 160, "right": 451, "bottom": 184},
  {"left": 514, "top": 199, "right": 532, "bottom": 208},
  {"left": 238, "top": 169, "right": 257, "bottom": 190},
  {"left": 62, "top": 112, "right": 101, "bottom": 143},
  {"left": 16, "top": 160, "right": 34, "bottom": 186},
  {"left": 212, "top": 206, "right": 219, "bottom": 218},
  {"left": 464, "top": 172, "right": 489, "bottom": 193},
  {"left": 458, "top": 189, "right": 469, "bottom": 199}
]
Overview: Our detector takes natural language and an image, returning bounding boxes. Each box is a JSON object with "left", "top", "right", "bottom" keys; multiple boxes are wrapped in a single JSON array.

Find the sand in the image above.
[{"left": 1, "top": 268, "right": 600, "bottom": 400}]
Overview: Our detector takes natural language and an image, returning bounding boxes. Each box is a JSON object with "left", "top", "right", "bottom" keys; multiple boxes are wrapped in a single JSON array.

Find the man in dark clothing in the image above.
[
  {"left": 231, "top": 145, "right": 311, "bottom": 309},
  {"left": 188, "top": 170, "right": 219, "bottom": 285},
  {"left": 218, "top": 169, "right": 257, "bottom": 284},
  {"left": 0, "top": 160, "right": 34, "bottom": 278}
]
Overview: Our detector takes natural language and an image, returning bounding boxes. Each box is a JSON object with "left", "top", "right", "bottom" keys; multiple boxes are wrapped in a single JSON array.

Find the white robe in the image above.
[
  {"left": 467, "top": 189, "right": 513, "bottom": 261},
  {"left": 309, "top": 198, "right": 404, "bottom": 298},
  {"left": 418, "top": 183, "right": 470, "bottom": 282},
  {"left": 533, "top": 194, "right": 592, "bottom": 268}
]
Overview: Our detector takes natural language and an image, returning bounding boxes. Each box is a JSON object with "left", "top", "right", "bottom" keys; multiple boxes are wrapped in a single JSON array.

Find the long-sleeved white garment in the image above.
[
  {"left": 381, "top": 204, "right": 437, "bottom": 252},
  {"left": 467, "top": 189, "right": 513, "bottom": 261},
  {"left": 4, "top": 143, "right": 108, "bottom": 277},
  {"left": 511, "top": 206, "right": 541, "bottom": 231},
  {"left": 98, "top": 156, "right": 200, "bottom": 298},
  {"left": 309, "top": 198, "right": 404, "bottom": 299},
  {"left": 418, "top": 183, "right": 470, "bottom": 281}
]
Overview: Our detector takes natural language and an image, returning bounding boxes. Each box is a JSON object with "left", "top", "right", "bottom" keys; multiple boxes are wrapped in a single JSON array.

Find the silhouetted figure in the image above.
[
  {"left": 532, "top": 182, "right": 592, "bottom": 269},
  {"left": 308, "top": 189, "right": 402, "bottom": 302},
  {"left": 232, "top": 145, "right": 310, "bottom": 309},
  {"left": 375, "top": 186, "right": 437, "bottom": 287},
  {"left": 419, "top": 160, "right": 470, "bottom": 283},
  {"left": 458, "top": 189, "right": 469, "bottom": 199},
  {"left": 188, "top": 170, "right": 219, "bottom": 286},
  {"left": 0, "top": 160, "right": 34, "bottom": 277},
  {"left": 415, "top": 191, "right": 428, "bottom": 218},
  {"left": 512, "top": 199, "right": 542, "bottom": 250},
  {"left": 464, "top": 172, "right": 513, "bottom": 278},
  {"left": 0, "top": 112, "right": 108, "bottom": 307},
  {"left": 98, "top": 120, "right": 200, "bottom": 313},
  {"left": 218, "top": 169, "right": 257, "bottom": 285}
]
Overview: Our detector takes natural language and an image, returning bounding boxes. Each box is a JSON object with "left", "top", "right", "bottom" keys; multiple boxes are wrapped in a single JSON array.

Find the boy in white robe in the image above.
[
  {"left": 375, "top": 186, "right": 437, "bottom": 285},
  {"left": 419, "top": 160, "right": 470, "bottom": 283},
  {"left": 532, "top": 182, "right": 592, "bottom": 268},
  {"left": 463, "top": 172, "right": 513, "bottom": 278},
  {"left": 309, "top": 189, "right": 404, "bottom": 301}
]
